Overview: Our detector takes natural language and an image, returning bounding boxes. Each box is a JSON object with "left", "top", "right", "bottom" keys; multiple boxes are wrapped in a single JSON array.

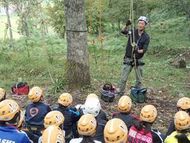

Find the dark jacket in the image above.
[
  {"left": 96, "top": 110, "right": 108, "bottom": 122},
  {"left": 152, "top": 129, "right": 164, "bottom": 143},
  {"left": 112, "top": 112, "right": 139, "bottom": 129},
  {"left": 25, "top": 102, "right": 51, "bottom": 128},
  {"left": 121, "top": 28, "right": 150, "bottom": 60},
  {"left": 55, "top": 105, "right": 81, "bottom": 141},
  {"left": 93, "top": 118, "right": 107, "bottom": 143}
]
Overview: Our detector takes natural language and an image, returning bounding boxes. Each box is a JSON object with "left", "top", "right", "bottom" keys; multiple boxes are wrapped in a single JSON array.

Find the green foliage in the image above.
[
  {"left": 11, "top": 0, "right": 46, "bottom": 36},
  {"left": 0, "top": 36, "right": 66, "bottom": 88},
  {"left": 50, "top": 77, "right": 67, "bottom": 94},
  {"left": 164, "top": 0, "right": 190, "bottom": 18},
  {"left": 85, "top": 0, "right": 107, "bottom": 34},
  {"left": 46, "top": 0, "right": 65, "bottom": 38}
]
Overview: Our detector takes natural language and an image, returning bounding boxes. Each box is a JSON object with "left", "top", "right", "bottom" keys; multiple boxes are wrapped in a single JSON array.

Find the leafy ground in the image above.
[{"left": 0, "top": 15, "right": 190, "bottom": 133}]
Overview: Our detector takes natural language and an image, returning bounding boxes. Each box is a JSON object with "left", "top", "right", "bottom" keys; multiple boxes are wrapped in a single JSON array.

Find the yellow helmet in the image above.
[
  {"left": 174, "top": 111, "right": 190, "bottom": 131},
  {"left": 17, "top": 110, "right": 25, "bottom": 128},
  {"left": 44, "top": 111, "right": 64, "bottom": 128},
  {"left": 104, "top": 118, "right": 128, "bottom": 143},
  {"left": 117, "top": 96, "right": 132, "bottom": 113},
  {"left": 177, "top": 97, "right": 190, "bottom": 110},
  {"left": 77, "top": 114, "right": 97, "bottom": 136},
  {"left": 140, "top": 105, "right": 157, "bottom": 123},
  {"left": 58, "top": 93, "right": 73, "bottom": 107},
  {"left": 42, "top": 125, "right": 65, "bottom": 143},
  {"left": 28, "top": 86, "right": 43, "bottom": 102},
  {"left": 0, "top": 99, "right": 20, "bottom": 121},
  {"left": 0, "top": 88, "right": 6, "bottom": 101}
]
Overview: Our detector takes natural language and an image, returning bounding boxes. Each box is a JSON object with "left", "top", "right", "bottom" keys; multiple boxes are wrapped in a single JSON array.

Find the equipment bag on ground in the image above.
[
  {"left": 130, "top": 87, "right": 147, "bottom": 103},
  {"left": 11, "top": 82, "right": 30, "bottom": 95},
  {"left": 100, "top": 83, "right": 116, "bottom": 102}
]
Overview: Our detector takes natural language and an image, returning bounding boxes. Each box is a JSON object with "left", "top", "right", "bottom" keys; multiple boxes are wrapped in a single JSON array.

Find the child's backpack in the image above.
[
  {"left": 11, "top": 82, "right": 29, "bottom": 95},
  {"left": 130, "top": 87, "right": 147, "bottom": 103},
  {"left": 100, "top": 83, "right": 116, "bottom": 102},
  {"left": 128, "top": 125, "right": 153, "bottom": 143}
]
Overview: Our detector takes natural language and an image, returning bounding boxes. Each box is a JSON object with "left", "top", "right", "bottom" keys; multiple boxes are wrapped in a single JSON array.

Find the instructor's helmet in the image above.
[{"left": 138, "top": 16, "right": 148, "bottom": 25}]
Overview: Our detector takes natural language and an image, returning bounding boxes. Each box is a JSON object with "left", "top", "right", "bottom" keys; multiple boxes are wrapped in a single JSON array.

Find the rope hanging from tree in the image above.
[{"left": 129, "top": 0, "right": 142, "bottom": 81}]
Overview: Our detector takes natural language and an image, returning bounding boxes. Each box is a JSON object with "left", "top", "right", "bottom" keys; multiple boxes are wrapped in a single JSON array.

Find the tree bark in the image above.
[{"left": 64, "top": 0, "right": 91, "bottom": 89}]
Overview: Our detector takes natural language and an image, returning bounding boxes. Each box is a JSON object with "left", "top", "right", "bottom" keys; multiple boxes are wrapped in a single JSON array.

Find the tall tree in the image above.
[{"left": 64, "top": 0, "right": 91, "bottom": 89}]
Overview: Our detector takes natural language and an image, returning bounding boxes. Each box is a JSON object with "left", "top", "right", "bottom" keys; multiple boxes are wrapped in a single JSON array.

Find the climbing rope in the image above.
[{"left": 129, "top": 0, "right": 142, "bottom": 83}]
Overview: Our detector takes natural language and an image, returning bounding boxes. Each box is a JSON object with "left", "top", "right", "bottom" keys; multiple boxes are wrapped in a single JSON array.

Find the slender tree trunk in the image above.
[
  {"left": 4, "top": 0, "right": 13, "bottom": 48},
  {"left": 22, "top": 15, "right": 30, "bottom": 37},
  {"left": 64, "top": 0, "right": 91, "bottom": 89}
]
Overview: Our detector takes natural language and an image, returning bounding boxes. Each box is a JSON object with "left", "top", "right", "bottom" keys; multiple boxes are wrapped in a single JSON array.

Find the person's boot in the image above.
[
  {"left": 134, "top": 82, "right": 142, "bottom": 89},
  {"left": 115, "top": 88, "right": 124, "bottom": 96}
]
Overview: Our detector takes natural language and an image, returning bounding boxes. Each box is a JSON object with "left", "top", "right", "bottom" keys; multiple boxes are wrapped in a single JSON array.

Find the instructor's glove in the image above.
[{"left": 126, "top": 19, "right": 132, "bottom": 26}]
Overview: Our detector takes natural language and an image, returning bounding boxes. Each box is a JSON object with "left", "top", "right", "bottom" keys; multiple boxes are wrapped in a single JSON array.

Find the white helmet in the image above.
[
  {"left": 138, "top": 16, "right": 148, "bottom": 25},
  {"left": 83, "top": 99, "right": 101, "bottom": 117}
]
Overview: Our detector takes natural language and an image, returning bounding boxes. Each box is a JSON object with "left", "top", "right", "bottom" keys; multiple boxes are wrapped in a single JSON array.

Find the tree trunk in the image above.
[
  {"left": 4, "top": 0, "right": 13, "bottom": 48},
  {"left": 64, "top": 0, "right": 91, "bottom": 89}
]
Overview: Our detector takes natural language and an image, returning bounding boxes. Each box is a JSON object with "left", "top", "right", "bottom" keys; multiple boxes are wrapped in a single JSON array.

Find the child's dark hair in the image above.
[{"left": 81, "top": 136, "right": 96, "bottom": 143}]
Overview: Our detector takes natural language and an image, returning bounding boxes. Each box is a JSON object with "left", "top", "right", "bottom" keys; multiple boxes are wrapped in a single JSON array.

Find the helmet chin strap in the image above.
[{"left": 138, "top": 29, "right": 145, "bottom": 36}]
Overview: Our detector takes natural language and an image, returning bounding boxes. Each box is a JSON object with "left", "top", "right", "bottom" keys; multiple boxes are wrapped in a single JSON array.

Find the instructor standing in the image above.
[{"left": 117, "top": 16, "right": 150, "bottom": 96}]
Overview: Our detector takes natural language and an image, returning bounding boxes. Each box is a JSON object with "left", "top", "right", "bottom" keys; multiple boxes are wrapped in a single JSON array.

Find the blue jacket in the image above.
[
  {"left": 0, "top": 126, "right": 31, "bottom": 143},
  {"left": 25, "top": 102, "right": 51, "bottom": 128}
]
